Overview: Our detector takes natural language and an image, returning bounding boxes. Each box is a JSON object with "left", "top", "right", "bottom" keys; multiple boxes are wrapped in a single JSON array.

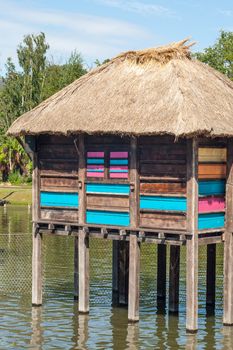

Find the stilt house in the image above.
[{"left": 7, "top": 39, "right": 233, "bottom": 332}]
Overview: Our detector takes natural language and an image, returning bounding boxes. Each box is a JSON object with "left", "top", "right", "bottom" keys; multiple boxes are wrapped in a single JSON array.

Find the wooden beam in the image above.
[
  {"left": 206, "top": 244, "right": 216, "bottom": 308},
  {"left": 78, "top": 229, "right": 89, "bottom": 313},
  {"left": 118, "top": 241, "right": 129, "bottom": 305},
  {"left": 74, "top": 236, "right": 79, "bottom": 300},
  {"left": 169, "top": 245, "right": 180, "bottom": 313},
  {"left": 31, "top": 147, "right": 43, "bottom": 306},
  {"left": 186, "top": 138, "right": 199, "bottom": 333},
  {"left": 128, "top": 234, "right": 140, "bottom": 322},
  {"left": 130, "top": 137, "right": 139, "bottom": 229},
  {"left": 224, "top": 139, "right": 233, "bottom": 326},
  {"left": 157, "top": 245, "right": 167, "bottom": 305},
  {"left": 112, "top": 240, "right": 119, "bottom": 306},
  {"left": 78, "top": 135, "right": 86, "bottom": 225}
]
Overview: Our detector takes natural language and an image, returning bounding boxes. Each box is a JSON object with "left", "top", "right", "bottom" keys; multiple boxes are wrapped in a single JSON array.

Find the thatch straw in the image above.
[{"left": 7, "top": 39, "right": 233, "bottom": 138}]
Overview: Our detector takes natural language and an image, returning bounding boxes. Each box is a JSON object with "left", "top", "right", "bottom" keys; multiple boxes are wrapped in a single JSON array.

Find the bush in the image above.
[{"left": 7, "top": 171, "right": 31, "bottom": 185}]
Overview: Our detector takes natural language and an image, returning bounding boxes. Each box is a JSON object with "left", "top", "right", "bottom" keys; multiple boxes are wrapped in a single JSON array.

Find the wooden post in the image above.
[
  {"left": 128, "top": 234, "right": 140, "bottom": 322},
  {"left": 31, "top": 146, "right": 43, "bottom": 306},
  {"left": 206, "top": 244, "right": 216, "bottom": 308},
  {"left": 78, "top": 134, "right": 86, "bottom": 225},
  {"left": 78, "top": 229, "right": 89, "bottom": 313},
  {"left": 186, "top": 138, "right": 199, "bottom": 333},
  {"left": 112, "top": 240, "right": 119, "bottom": 306},
  {"left": 74, "top": 236, "right": 79, "bottom": 300},
  {"left": 157, "top": 245, "right": 167, "bottom": 305},
  {"left": 224, "top": 139, "right": 233, "bottom": 326},
  {"left": 130, "top": 137, "right": 139, "bottom": 230},
  {"left": 118, "top": 241, "right": 129, "bottom": 306},
  {"left": 169, "top": 245, "right": 180, "bottom": 313}
]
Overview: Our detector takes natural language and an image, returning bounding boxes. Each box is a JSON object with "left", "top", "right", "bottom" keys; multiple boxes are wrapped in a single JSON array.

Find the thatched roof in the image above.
[{"left": 7, "top": 39, "right": 233, "bottom": 138}]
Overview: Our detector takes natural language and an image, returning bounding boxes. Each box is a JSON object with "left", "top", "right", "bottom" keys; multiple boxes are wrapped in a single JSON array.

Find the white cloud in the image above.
[
  {"left": 219, "top": 10, "right": 233, "bottom": 17},
  {"left": 0, "top": 0, "right": 151, "bottom": 73},
  {"left": 96, "top": 0, "right": 175, "bottom": 17}
]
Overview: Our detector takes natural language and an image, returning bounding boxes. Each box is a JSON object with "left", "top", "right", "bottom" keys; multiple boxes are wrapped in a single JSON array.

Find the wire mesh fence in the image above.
[{"left": 0, "top": 226, "right": 224, "bottom": 318}]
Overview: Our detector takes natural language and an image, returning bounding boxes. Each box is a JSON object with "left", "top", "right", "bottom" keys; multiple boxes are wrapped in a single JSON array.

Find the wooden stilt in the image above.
[
  {"left": 78, "top": 229, "right": 89, "bottom": 313},
  {"left": 157, "top": 245, "right": 167, "bottom": 305},
  {"left": 206, "top": 244, "right": 216, "bottom": 308},
  {"left": 118, "top": 241, "right": 129, "bottom": 306},
  {"left": 169, "top": 245, "right": 180, "bottom": 313},
  {"left": 74, "top": 236, "right": 79, "bottom": 300},
  {"left": 31, "top": 148, "right": 42, "bottom": 306},
  {"left": 128, "top": 234, "right": 140, "bottom": 322},
  {"left": 224, "top": 139, "right": 233, "bottom": 326},
  {"left": 186, "top": 138, "right": 199, "bottom": 333},
  {"left": 112, "top": 240, "right": 119, "bottom": 306},
  {"left": 32, "top": 227, "right": 42, "bottom": 306}
]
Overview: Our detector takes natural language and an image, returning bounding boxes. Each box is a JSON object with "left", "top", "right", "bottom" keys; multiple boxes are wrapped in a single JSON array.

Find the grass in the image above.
[{"left": 0, "top": 184, "right": 32, "bottom": 205}]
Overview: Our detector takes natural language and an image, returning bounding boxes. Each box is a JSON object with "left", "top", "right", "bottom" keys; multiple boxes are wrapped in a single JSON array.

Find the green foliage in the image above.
[
  {"left": 0, "top": 32, "right": 87, "bottom": 183},
  {"left": 195, "top": 30, "right": 233, "bottom": 80}
]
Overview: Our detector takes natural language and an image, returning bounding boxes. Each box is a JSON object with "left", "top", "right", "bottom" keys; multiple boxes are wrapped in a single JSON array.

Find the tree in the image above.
[{"left": 195, "top": 31, "right": 233, "bottom": 80}]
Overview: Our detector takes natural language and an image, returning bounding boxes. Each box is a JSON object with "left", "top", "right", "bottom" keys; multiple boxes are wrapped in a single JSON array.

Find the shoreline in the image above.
[{"left": 0, "top": 184, "right": 32, "bottom": 205}]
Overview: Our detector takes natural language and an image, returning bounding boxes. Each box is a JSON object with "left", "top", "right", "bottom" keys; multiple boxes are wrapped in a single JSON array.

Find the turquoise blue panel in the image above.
[
  {"left": 198, "top": 212, "right": 225, "bottom": 230},
  {"left": 109, "top": 170, "right": 128, "bottom": 173},
  {"left": 40, "top": 192, "right": 79, "bottom": 207},
  {"left": 199, "top": 180, "right": 225, "bottom": 196},
  {"left": 87, "top": 159, "right": 104, "bottom": 164},
  {"left": 140, "top": 196, "right": 187, "bottom": 211},
  {"left": 86, "top": 210, "right": 130, "bottom": 226},
  {"left": 86, "top": 183, "right": 130, "bottom": 195},
  {"left": 87, "top": 169, "right": 104, "bottom": 172},
  {"left": 110, "top": 159, "right": 129, "bottom": 165}
]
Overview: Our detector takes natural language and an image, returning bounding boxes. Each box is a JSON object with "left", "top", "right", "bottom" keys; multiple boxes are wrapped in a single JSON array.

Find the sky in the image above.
[{"left": 0, "top": 0, "right": 232, "bottom": 73}]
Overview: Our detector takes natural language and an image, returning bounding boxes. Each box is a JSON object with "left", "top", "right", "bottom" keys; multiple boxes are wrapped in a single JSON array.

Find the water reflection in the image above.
[{"left": 30, "top": 307, "right": 43, "bottom": 350}]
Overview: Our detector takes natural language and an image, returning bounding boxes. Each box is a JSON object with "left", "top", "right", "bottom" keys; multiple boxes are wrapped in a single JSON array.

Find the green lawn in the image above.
[{"left": 0, "top": 185, "right": 32, "bottom": 205}]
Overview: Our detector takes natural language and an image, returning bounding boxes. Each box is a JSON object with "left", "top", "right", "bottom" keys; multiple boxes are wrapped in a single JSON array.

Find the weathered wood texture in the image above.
[
  {"left": 87, "top": 194, "right": 129, "bottom": 211},
  {"left": 40, "top": 208, "right": 78, "bottom": 222},
  {"left": 74, "top": 236, "right": 79, "bottom": 299},
  {"left": 198, "top": 147, "right": 226, "bottom": 162},
  {"left": 140, "top": 182, "right": 186, "bottom": 195},
  {"left": 118, "top": 241, "right": 129, "bottom": 305},
  {"left": 186, "top": 138, "right": 199, "bottom": 333},
  {"left": 128, "top": 234, "right": 140, "bottom": 322},
  {"left": 78, "top": 229, "right": 89, "bottom": 313},
  {"left": 198, "top": 164, "right": 226, "bottom": 179},
  {"left": 206, "top": 244, "right": 216, "bottom": 307},
  {"left": 140, "top": 212, "right": 186, "bottom": 230},
  {"left": 78, "top": 135, "right": 86, "bottom": 225},
  {"left": 157, "top": 245, "right": 167, "bottom": 303},
  {"left": 224, "top": 139, "right": 233, "bottom": 325},
  {"left": 31, "top": 147, "right": 42, "bottom": 306},
  {"left": 130, "top": 138, "right": 139, "bottom": 229},
  {"left": 169, "top": 246, "right": 180, "bottom": 313}
]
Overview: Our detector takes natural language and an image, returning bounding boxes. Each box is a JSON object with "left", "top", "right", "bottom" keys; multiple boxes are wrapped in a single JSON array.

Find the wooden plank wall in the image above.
[
  {"left": 38, "top": 135, "right": 79, "bottom": 222},
  {"left": 139, "top": 136, "right": 187, "bottom": 230},
  {"left": 85, "top": 136, "right": 131, "bottom": 227},
  {"left": 198, "top": 139, "right": 227, "bottom": 231}
]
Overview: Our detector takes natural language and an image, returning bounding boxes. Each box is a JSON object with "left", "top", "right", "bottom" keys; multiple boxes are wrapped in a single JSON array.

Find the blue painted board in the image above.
[
  {"left": 140, "top": 196, "right": 187, "bottom": 211},
  {"left": 198, "top": 212, "right": 225, "bottom": 230},
  {"left": 86, "top": 210, "right": 130, "bottom": 226},
  {"left": 40, "top": 192, "right": 79, "bottom": 207},
  {"left": 87, "top": 159, "right": 104, "bottom": 164},
  {"left": 199, "top": 180, "right": 225, "bottom": 196},
  {"left": 110, "top": 159, "right": 129, "bottom": 165},
  {"left": 86, "top": 183, "right": 130, "bottom": 195}
]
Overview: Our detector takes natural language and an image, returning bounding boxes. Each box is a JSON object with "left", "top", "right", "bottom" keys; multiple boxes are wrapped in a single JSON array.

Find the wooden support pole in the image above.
[
  {"left": 224, "top": 139, "right": 233, "bottom": 326},
  {"left": 78, "top": 229, "right": 89, "bottom": 313},
  {"left": 31, "top": 147, "right": 43, "bottom": 306},
  {"left": 186, "top": 138, "right": 199, "bottom": 333},
  {"left": 78, "top": 134, "right": 86, "bottom": 225},
  {"left": 74, "top": 236, "right": 79, "bottom": 300},
  {"left": 130, "top": 137, "right": 139, "bottom": 230},
  {"left": 112, "top": 240, "right": 119, "bottom": 306},
  {"left": 157, "top": 245, "right": 167, "bottom": 305},
  {"left": 118, "top": 241, "right": 129, "bottom": 306},
  {"left": 128, "top": 234, "right": 140, "bottom": 322},
  {"left": 169, "top": 245, "right": 180, "bottom": 313},
  {"left": 206, "top": 244, "right": 216, "bottom": 308}
]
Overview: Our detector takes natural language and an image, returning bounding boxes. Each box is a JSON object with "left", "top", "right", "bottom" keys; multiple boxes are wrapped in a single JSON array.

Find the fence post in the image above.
[{"left": 128, "top": 233, "right": 140, "bottom": 322}]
